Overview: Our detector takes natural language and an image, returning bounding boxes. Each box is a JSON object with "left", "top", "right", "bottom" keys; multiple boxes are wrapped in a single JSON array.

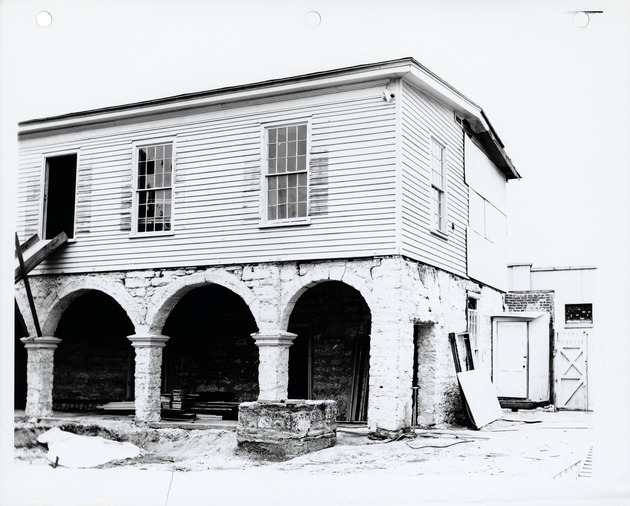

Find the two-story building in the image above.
[{"left": 15, "top": 58, "right": 519, "bottom": 435}]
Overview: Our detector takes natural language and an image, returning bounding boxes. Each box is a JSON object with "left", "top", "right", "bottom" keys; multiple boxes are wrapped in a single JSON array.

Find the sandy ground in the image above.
[
  {"left": 8, "top": 409, "right": 629, "bottom": 505},
  {"left": 14, "top": 408, "right": 594, "bottom": 477}
]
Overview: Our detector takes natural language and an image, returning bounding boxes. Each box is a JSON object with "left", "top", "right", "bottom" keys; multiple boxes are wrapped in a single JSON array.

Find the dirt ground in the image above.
[
  {"left": 14, "top": 408, "right": 594, "bottom": 479},
  {"left": 10, "top": 409, "right": 630, "bottom": 506}
]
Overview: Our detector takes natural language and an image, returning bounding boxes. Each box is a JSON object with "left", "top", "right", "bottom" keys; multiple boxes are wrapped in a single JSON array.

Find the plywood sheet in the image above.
[{"left": 457, "top": 369, "right": 502, "bottom": 429}]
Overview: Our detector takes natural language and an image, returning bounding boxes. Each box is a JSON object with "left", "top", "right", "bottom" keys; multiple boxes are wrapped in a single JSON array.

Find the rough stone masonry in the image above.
[{"left": 16, "top": 255, "right": 504, "bottom": 433}]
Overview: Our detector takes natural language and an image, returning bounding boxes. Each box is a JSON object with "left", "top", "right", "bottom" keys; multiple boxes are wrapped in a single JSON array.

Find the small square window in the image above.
[{"left": 565, "top": 303, "right": 593, "bottom": 325}]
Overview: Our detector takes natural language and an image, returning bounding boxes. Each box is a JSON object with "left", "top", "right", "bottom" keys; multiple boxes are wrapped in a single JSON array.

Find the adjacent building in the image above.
[{"left": 507, "top": 263, "right": 595, "bottom": 411}]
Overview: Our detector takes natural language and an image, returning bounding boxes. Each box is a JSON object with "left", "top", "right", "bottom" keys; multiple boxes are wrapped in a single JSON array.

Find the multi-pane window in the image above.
[
  {"left": 136, "top": 143, "right": 173, "bottom": 233},
  {"left": 430, "top": 138, "right": 446, "bottom": 233},
  {"left": 467, "top": 296, "right": 479, "bottom": 367},
  {"left": 565, "top": 303, "right": 593, "bottom": 325},
  {"left": 266, "top": 124, "right": 308, "bottom": 221}
]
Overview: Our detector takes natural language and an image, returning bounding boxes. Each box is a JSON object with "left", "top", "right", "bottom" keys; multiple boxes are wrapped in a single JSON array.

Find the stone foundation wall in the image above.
[{"left": 17, "top": 256, "right": 504, "bottom": 430}]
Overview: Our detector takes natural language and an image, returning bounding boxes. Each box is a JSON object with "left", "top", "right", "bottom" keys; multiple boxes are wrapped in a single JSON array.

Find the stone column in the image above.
[
  {"left": 127, "top": 333, "right": 170, "bottom": 423},
  {"left": 252, "top": 331, "right": 296, "bottom": 401},
  {"left": 368, "top": 257, "right": 415, "bottom": 435},
  {"left": 20, "top": 336, "right": 62, "bottom": 420}
]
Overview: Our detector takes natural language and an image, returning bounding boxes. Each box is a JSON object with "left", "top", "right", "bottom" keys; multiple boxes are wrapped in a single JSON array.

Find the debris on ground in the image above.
[{"left": 37, "top": 427, "right": 141, "bottom": 468}]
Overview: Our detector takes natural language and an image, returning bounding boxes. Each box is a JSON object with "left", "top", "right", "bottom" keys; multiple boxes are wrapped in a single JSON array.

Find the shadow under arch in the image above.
[
  {"left": 41, "top": 279, "right": 141, "bottom": 337},
  {"left": 147, "top": 271, "right": 259, "bottom": 335},
  {"left": 160, "top": 283, "right": 260, "bottom": 404},
  {"left": 53, "top": 290, "right": 136, "bottom": 409},
  {"left": 287, "top": 280, "right": 372, "bottom": 421}
]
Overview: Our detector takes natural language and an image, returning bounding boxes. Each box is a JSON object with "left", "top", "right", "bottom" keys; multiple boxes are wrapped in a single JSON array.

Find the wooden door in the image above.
[
  {"left": 556, "top": 330, "right": 588, "bottom": 410},
  {"left": 496, "top": 321, "right": 528, "bottom": 398}
]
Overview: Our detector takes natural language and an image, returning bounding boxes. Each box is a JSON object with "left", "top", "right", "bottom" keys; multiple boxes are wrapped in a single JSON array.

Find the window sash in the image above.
[
  {"left": 265, "top": 124, "right": 308, "bottom": 221},
  {"left": 135, "top": 142, "right": 173, "bottom": 233},
  {"left": 430, "top": 139, "right": 446, "bottom": 231}
]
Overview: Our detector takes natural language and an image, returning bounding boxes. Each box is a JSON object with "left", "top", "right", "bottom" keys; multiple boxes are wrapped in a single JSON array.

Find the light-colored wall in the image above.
[
  {"left": 399, "top": 80, "right": 468, "bottom": 279},
  {"left": 17, "top": 83, "right": 400, "bottom": 274},
  {"left": 465, "top": 136, "right": 508, "bottom": 291},
  {"left": 530, "top": 267, "right": 596, "bottom": 329},
  {"left": 529, "top": 313, "right": 551, "bottom": 402},
  {"left": 19, "top": 76, "right": 512, "bottom": 292},
  {"left": 507, "top": 264, "right": 596, "bottom": 409},
  {"left": 531, "top": 266, "right": 596, "bottom": 410}
]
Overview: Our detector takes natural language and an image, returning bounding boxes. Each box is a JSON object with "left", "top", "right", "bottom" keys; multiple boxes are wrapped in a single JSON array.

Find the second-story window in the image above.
[
  {"left": 430, "top": 138, "right": 447, "bottom": 234},
  {"left": 265, "top": 123, "right": 308, "bottom": 222},
  {"left": 135, "top": 142, "right": 173, "bottom": 233}
]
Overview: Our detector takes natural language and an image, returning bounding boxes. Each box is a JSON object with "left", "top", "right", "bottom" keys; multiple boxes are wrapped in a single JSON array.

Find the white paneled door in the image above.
[{"left": 496, "top": 321, "right": 528, "bottom": 398}]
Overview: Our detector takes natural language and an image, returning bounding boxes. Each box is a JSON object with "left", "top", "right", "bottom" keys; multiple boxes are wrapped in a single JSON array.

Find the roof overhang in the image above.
[
  {"left": 492, "top": 311, "right": 547, "bottom": 321},
  {"left": 18, "top": 57, "right": 519, "bottom": 179}
]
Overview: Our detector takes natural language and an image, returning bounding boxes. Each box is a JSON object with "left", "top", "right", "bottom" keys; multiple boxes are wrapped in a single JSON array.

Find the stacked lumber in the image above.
[
  {"left": 160, "top": 394, "right": 171, "bottom": 410},
  {"left": 171, "top": 390, "right": 188, "bottom": 410},
  {"left": 96, "top": 401, "right": 135, "bottom": 414},
  {"left": 189, "top": 401, "right": 240, "bottom": 420},
  {"left": 347, "top": 335, "right": 369, "bottom": 422}
]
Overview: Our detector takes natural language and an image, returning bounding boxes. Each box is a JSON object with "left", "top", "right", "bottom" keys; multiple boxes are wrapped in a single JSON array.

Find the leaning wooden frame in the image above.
[{"left": 449, "top": 332, "right": 502, "bottom": 429}]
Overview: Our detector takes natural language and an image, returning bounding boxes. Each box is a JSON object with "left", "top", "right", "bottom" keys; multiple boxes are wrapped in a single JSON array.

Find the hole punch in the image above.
[
  {"left": 36, "top": 11, "right": 53, "bottom": 27},
  {"left": 573, "top": 11, "right": 590, "bottom": 28},
  {"left": 305, "top": 11, "right": 321, "bottom": 28}
]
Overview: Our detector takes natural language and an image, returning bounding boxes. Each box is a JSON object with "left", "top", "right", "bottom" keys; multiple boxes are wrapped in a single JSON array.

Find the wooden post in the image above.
[{"left": 15, "top": 233, "right": 42, "bottom": 337}]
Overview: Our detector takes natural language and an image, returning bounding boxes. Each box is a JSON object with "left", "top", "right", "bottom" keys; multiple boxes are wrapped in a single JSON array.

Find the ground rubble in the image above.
[{"left": 14, "top": 409, "right": 594, "bottom": 479}]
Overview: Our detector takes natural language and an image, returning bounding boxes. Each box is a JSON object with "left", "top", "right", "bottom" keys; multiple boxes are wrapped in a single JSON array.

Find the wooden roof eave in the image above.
[{"left": 17, "top": 57, "right": 520, "bottom": 179}]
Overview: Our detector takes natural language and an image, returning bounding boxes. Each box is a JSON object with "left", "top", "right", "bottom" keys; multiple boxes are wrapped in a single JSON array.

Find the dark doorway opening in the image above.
[
  {"left": 161, "top": 284, "right": 259, "bottom": 402},
  {"left": 14, "top": 302, "right": 28, "bottom": 409},
  {"left": 44, "top": 153, "right": 77, "bottom": 239},
  {"left": 53, "top": 291, "right": 135, "bottom": 410},
  {"left": 288, "top": 324, "right": 312, "bottom": 399},
  {"left": 288, "top": 281, "right": 371, "bottom": 421}
]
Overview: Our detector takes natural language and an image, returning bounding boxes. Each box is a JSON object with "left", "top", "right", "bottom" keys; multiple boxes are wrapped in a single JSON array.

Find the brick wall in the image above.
[{"left": 505, "top": 290, "right": 555, "bottom": 328}]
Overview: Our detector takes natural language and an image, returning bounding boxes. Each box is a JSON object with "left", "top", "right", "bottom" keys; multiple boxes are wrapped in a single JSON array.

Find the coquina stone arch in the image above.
[
  {"left": 278, "top": 260, "right": 377, "bottom": 332},
  {"left": 146, "top": 268, "right": 260, "bottom": 334},
  {"left": 40, "top": 276, "right": 143, "bottom": 336}
]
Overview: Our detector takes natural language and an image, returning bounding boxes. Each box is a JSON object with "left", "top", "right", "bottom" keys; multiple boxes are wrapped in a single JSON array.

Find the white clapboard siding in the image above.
[
  {"left": 400, "top": 80, "right": 468, "bottom": 278},
  {"left": 17, "top": 85, "right": 400, "bottom": 274}
]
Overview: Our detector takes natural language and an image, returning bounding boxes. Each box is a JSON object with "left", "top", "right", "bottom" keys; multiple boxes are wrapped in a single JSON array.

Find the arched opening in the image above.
[
  {"left": 161, "top": 284, "right": 259, "bottom": 405},
  {"left": 53, "top": 291, "right": 135, "bottom": 410},
  {"left": 288, "top": 281, "right": 371, "bottom": 421},
  {"left": 14, "top": 303, "right": 28, "bottom": 409}
]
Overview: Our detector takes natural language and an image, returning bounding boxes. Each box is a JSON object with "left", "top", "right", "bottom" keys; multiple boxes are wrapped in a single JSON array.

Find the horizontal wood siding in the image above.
[
  {"left": 16, "top": 86, "right": 399, "bottom": 274},
  {"left": 400, "top": 81, "right": 467, "bottom": 277}
]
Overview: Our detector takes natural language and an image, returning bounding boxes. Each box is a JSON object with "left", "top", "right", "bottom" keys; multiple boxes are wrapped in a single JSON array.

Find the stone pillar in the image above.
[
  {"left": 127, "top": 333, "right": 170, "bottom": 423},
  {"left": 251, "top": 331, "right": 297, "bottom": 401},
  {"left": 368, "top": 257, "right": 415, "bottom": 435},
  {"left": 20, "top": 336, "right": 62, "bottom": 420}
]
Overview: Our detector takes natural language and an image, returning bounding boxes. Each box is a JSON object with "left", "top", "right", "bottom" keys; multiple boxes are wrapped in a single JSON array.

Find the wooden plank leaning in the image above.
[
  {"left": 14, "top": 231, "right": 68, "bottom": 283},
  {"left": 449, "top": 332, "right": 502, "bottom": 429},
  {"left": 15, "top": 233, "right": 42, "bottom": 337}
]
